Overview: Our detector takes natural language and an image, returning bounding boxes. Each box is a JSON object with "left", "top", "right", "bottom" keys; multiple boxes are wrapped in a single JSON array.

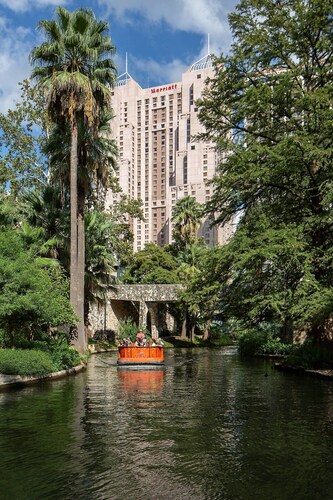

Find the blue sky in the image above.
[{"left": 0, "top": 0, "right": 238, "bottom": 112}]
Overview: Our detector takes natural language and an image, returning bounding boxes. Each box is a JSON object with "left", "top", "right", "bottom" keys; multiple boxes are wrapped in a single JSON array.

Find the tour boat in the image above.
[{"left": 117, "top": 345, "right": 164, "bottom": 366}]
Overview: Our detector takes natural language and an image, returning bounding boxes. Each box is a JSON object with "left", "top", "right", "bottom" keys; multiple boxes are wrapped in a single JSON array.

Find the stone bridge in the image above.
[{"left": 90, "top": 284, "right": 184, "bottom": 339}]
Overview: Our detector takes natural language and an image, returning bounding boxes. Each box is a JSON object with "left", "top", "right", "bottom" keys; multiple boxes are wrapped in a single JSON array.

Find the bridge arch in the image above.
[{"left": 89, "top": 284, "right": 184, "bottom": 339}]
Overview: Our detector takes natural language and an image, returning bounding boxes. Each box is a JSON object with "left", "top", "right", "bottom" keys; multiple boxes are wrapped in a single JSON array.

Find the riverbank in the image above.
[
  {"left": 0, "top": 364, "right": 85, "bottom": 390},
  {"left": 274, "top": 363, "right": 333, "bottom": 380}
]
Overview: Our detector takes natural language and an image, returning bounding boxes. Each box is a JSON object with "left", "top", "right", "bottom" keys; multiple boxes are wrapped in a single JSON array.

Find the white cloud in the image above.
[
  {"left": 0, "top": 0, "right": 69, "bottom": 12},
  {"left": 0, "top": 16, "right": 32, "bottom": 112},
  {"left": 133, "top": 57, "right": 187, "bottom": 86},
  {"left": 99, "top": 0, "right": 237, "bottom": 86},
  {"left": 99, "top": 0, "right": 237, "bottom": 54}
]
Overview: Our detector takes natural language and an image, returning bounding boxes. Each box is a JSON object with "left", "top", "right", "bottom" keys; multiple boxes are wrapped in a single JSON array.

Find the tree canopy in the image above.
[
  {"left": 30, "top": 7, "right": 118, "bottom": 352},
  {"left": 197, "top": 0, "right": 333, "bottom": 340},
  {"left": 123, "top": 243, "right": 179, "bottom": 284},
  {"left": 0, "top": 230, "right": 76, "bottom": 348}
]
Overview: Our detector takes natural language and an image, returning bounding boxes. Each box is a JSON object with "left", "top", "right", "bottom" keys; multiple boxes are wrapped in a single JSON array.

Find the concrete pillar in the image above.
[
  {"left": 139, "top": 301, "right": 148, "bottom": 330},
  {"left": 148, "top": 303, "right": 158, "bottom": 338}
]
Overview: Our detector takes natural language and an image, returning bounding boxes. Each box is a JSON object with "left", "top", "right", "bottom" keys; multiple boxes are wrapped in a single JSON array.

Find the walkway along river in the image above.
[{"left": 1, "top": 347, "right": 333, "bottom": 499}]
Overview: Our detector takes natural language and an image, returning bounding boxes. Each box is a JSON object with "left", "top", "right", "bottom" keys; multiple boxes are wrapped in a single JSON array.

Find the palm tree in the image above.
[
  {"left": 44, "top": 111, "right": 118, "bottom": 210},
  {"left": 171, "top": 196, "right": 204, "bottom": 340},
  {"left": 44, "top": 112, "right": 118, "bottom": 342},
  {"left": 84, "top": 211, "right": 117, "bottom": 329},
  {"left": 172, "top": 196, "right": 202, "bottom": 249},
  {"left": 22, "top": 186, "right": 69, "bottom": 268},
  {"left": 30, "top": 7, "right": 117, "bottom": 352}
]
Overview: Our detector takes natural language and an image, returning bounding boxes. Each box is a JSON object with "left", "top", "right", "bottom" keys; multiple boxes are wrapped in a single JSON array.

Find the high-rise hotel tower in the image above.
[{"left": 108, "top": 53, "right": 233, "bottom": 252}]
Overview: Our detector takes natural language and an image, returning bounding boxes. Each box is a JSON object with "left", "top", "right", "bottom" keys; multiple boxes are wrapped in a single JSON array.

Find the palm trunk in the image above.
[
  {"left": 77, "top": 187, "right": 86, "bottom": 352},
  {"left": 70, "top": 121, "right": 80, "bottom": 348}
]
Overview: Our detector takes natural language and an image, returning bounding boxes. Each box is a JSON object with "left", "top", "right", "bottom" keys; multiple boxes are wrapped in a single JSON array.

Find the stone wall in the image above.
[
  {"left": 108, "top": 284, "right": 183, "bottom": 302},
  {"left": 89, "top": 284, "right": 184, "bottom": 338}
]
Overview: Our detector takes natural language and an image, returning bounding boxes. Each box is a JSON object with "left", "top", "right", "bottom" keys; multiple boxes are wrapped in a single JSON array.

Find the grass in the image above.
[
  {"left": 0, "top": 349, "right": 56, "bottom": 377},
  {"left": 0, "top": 342, "right": 82, "bottom": 377}
]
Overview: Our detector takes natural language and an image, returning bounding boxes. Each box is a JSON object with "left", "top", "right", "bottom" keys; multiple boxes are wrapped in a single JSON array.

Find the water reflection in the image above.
[
  {"left": 1, "top": 348, "right": 333, "bottom": 499},
  {"left": 117, "top": 367, "right": 164, "bottom": 395}
]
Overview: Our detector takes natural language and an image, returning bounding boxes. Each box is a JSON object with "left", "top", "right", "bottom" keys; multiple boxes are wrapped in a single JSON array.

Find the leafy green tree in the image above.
[
  {"left": 123, "top": 243, "right": 179, "bottom": 284},
  {"left": 0, "top": 80, "right": 48, "bottom": 195},
  {"left": 0, "top": 193, "right": 21, "bottom": 228},
  {"left": 0, "top": 230, "right": 76, "bottom": 348},
  {"left": 22, "top": 186, "right": 142, "bottom": 332},
  {"left": 198, "top": 0, "right": 333, "bottom": 341},
  {"left": 178, "top": 246, "right": 222, "bottom": 340},
  {"left": 109, "top": 195, "right": 144, "bottom": 267},
  {"left": 30, "top": 7, "right": 117, "bottom": 352}
]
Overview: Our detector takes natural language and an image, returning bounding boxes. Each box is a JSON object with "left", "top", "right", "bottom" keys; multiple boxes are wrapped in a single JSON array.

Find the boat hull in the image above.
[{"left": 117, "top": 346, "right": 164, "bottom": 365}]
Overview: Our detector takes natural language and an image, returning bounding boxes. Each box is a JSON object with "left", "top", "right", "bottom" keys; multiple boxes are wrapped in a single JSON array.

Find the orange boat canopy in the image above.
[{"left": 117, "top": 346, "right": 164, "bottom": 365}]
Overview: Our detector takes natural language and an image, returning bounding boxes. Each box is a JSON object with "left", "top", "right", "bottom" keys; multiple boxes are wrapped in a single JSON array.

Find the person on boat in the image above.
[
  {"left": 155, "top": 338, "right": 164, "bottom": 346},
  {"left": 121, "top": 338, "right": 131, "bottom": 346},
  {"left": 135, "top": 330, "right": 145, "bottom": 346}
]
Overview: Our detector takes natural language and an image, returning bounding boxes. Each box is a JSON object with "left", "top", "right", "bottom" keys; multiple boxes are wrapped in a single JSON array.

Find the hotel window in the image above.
[
  {"left": 189, "top": 84, "right": 194, "bottom": 106},
  {"left": 183, "top": 155, "right": 188, "bottom": 185},
  {"left": 186, "top": 118, "right": 191, "bottom": 143}
]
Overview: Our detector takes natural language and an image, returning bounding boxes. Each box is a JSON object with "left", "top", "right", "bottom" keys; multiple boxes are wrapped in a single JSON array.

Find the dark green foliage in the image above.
[
  {"left": 285, "top": 342, "right": 333, "bottom": 370},
  {"left": 258, "top": 338, "right": 294, "bottom": 356},
  {"left": 201, "top": 328, "right": 234, "bottom": 347},
  {"left": 0, "top": 349, "right": 56, "bottom": 376},
  {"left": 48, "top": 342, "right": 81, "bottom": 371},
  {"left": 171, "top": 196, "right": 203, "bottom": 250},
  {"left": 197, "top": 0, "right": 333, "bottom": 341},
  {"left": 117, "top": 318, "right": 141, "bottom": 342},
  {"left": 123, "top": 243, "right": 179, "bottom": 284},
  {"left": 238, "top": 330, "right": 272, "bottom": 357},
  {"left": 0, "top": 229, "right": 76, "bottom": 347},
  {"left": 44, "top": 111, "right": 119, "bottom": 211},
  {"left": 84, "top": 211, "right": 117, "bottom": 301},
  {"left": 238, "top": 327, "right": 292, "bottom": 357},
  {"left": 0, "top": 340, "right": 81, "bottom": 375}
]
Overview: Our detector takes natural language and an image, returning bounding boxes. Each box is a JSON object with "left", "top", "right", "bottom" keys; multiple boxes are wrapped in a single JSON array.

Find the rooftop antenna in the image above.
[
  {"left": 116, "top": 51, "right": 135, "bottom": 86},
  {"left": 189, "top": 34, "right": 213, "bottom": 72}
]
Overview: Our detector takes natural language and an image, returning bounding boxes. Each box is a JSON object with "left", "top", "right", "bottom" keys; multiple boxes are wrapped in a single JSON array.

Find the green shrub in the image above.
[
  {"left": 258, "top": 338, "right": 294, "bottom": 355},
  {"left": 117, "top": 318, "right": 148, "bottom": 343},
  {"left": 49, "top": 344, "right": 80, "bottom": 370},
  {"left": 0, "top": 329, "right": 5, "bottom": 348},
  {"left": 38, "top": 336, "right": 81, "bottom": 371},
  {"left": 238, "top": 326, "right": 292, "bottom": 357},
  {"left": 0, "top": 349, "right": 56, "bottom": 376},
  {"left": 238, "top": 329, "right": 269, "bottom": 356},
  {"left": 284, "top": 342, "right": 333, "bottom": 369}
]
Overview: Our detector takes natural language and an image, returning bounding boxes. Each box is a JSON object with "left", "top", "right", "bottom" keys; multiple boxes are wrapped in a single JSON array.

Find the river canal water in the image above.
[{"left": 1, "top": 347, "right": 333, "bottom": 500}]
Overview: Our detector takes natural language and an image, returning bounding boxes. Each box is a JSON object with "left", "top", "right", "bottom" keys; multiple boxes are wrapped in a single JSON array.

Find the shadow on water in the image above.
[{"left": 1, "top": 347, "right": 333, "bottom": 499}]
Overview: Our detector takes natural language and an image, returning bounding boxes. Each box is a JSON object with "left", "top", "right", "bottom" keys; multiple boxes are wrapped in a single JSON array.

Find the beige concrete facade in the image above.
[{"left": 108, "top": 56, "right": 234, "bottom": 252}]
